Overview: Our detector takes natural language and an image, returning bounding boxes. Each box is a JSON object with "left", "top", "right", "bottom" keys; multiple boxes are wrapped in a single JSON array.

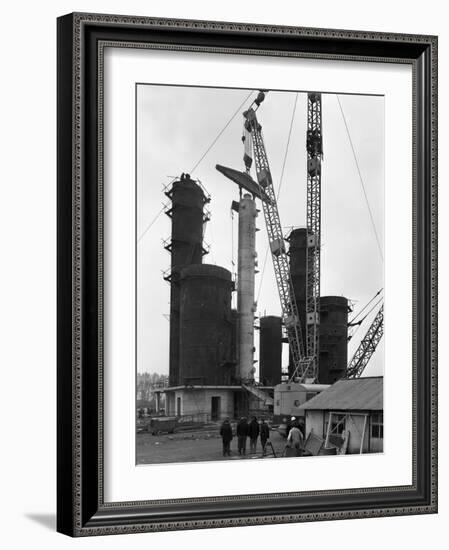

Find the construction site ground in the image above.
[{"left": 137, "top": 424, "right": 288, "bottom": 464}]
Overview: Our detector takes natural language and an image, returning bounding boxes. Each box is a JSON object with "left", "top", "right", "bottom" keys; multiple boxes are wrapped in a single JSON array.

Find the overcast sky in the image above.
[{"left": 136, "top": 85, "right": 384, "bottom": 378}]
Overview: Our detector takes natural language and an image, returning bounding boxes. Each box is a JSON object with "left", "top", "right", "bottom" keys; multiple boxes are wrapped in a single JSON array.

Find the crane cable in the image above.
[
  {"left": 349, "top": 288, "right": 383, "bottom": 325},
  {"left": 137, "top": 204, "right": 167, "bottom": 243},
  {"left": 348, "top": 296, "right": 383, "bottom": 341},
  {"left": 336, "top": 95, "right": 384, "bottom": 262},
  {"left": 256, "top": 92, "right": 299, "bottom": 303},
  {"left": 138, "top": 90, "right": 255, "bottom": 243},
  {"left": 357, "top": 297, "right": 383, "bottom": 326},
  {"left": 190, "top": 90, "right": 255, "bottom": 175}
]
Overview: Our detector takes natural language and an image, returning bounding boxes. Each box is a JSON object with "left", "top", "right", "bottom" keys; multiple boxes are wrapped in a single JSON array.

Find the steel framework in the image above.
[
  {"left": 305, "top": 92, "right": 323, "bottom": 381},
  {"left": 346, "top": 303, "right": 384, "bottom": 378},
  {"left": 244, "top": 104, "right": 308, "bottom": 378}
]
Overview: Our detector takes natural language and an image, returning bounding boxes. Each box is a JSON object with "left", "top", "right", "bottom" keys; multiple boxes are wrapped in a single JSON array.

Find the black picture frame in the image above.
[{"left": 57, "top": 12, "right": 438, "bottom": 536}]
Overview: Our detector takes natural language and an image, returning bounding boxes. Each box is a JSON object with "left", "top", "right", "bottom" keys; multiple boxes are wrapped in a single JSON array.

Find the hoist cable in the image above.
[
  {"left": 138, "top": 90, "right": 255, "bottom": 243},
  {"left": 189, "top": 90, "right": 255, "bottom": 175},
  {"left": 350, "top": 297, "right": 383, "bottom": 337},
  {"left": 357, "top": 297, "right": 383, "bottom": 327},
  {"left": 137, "top": 204, "right": 167, "bottom": 244},
  {"left": 336, "top": 95, "right": 384, "bottom": 262}
]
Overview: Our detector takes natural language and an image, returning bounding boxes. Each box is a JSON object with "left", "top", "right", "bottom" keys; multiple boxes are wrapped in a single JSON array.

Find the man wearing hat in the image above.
[{"left": 286, "top": 417, "right": 304, "bottom": 456}]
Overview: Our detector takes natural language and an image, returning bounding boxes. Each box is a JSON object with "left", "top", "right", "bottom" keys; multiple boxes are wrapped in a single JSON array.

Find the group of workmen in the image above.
[
  {"left": 219, "top": 416, "right": 306, "bottom": 458},
  {"left": 219, "top": 417, "right": 270, "bottom": 457}
]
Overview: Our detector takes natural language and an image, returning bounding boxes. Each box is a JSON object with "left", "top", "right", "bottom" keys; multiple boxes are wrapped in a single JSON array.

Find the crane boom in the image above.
[
  {"left": 243, "top": 100, "right": 311, "bottom": 380},
  {"left": 305, "top": 92, "right": 323, "bottom": 380},
  {"left": 346, "top": 303, "right": 384, "bottom": 378}
]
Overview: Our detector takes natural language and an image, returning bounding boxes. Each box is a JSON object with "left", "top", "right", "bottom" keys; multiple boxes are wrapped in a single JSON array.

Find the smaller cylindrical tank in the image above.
[
  {"left": 179, "top": 264, "right": 234, "bottom": 386},
  {"left": 287, "top": 228, "right": 307, "bottom": 378},
  {"left": 259, "top": 316, "right": 282, "bottom": 386},
  {"left": 319, "top": 296, "right": 349, "bottom": 384}
]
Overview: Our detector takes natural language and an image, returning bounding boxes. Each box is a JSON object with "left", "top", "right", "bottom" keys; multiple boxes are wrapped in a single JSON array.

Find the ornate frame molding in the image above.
[{"left": 57, "top": 12, "right": 437, "bottom": 536}]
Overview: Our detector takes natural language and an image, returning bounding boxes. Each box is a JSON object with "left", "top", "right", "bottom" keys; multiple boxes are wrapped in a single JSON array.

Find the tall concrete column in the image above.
[{"left": 237, "top": 194, "right": 258, "bottom": 382}]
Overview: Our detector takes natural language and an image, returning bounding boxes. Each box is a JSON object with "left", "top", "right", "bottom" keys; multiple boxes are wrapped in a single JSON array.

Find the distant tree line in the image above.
[{"left": 136, "top": 372, "right": 168, "bottom": 409}]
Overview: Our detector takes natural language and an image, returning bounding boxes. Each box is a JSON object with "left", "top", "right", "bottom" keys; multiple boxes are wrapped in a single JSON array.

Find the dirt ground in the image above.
[{"left": 136, "top": 425, "right": 289, "bottom": 464}]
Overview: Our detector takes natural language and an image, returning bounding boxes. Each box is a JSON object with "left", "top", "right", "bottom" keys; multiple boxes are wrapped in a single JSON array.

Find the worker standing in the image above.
[
  {"left": 219, "top": 418, "right": 233, "bottom": 457},
  {"left": 260, "top": 418, "right": 270, "bottom": 456},
  {"left": 248, "top": 416, "right": 260, "bottom": 454},
  {"left": 236, "top": 417, "right": 249, "bottom": 455},
  {"left": 286, "top": 419, "right": 304, "bottom": 456}
]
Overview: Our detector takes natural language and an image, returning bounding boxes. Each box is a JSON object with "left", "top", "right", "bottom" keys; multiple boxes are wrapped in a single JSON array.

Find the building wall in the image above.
[
  {"left": 165, "top": 388, "right": 235, "bottom": 420},
  {"left": 165, "top": 388, "right": 271, "bottom": 420},
  {"left": 165, "top": 392, "right": 176, "bottom": 417},
  {"left": 369, "top": 412, "right": 384, "bottom": 452},
  {"left": 304, "top": 410, "right": 383, "bottom": 454},
  {"left": 370, "top": 434, "right": 384, "bottom": 453}
]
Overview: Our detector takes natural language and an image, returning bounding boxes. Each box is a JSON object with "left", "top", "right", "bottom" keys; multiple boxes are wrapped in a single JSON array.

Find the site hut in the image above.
[
  {"left": 160, "top": 174, "right": 273, "bottom": 423},
  {"left": 297, "top": 376, "right": 384, "bottom": 454}
]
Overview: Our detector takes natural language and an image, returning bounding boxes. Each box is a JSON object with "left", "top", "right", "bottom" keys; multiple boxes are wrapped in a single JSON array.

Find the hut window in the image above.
[{"left": 371, "top": 413, "right": 383, "bottom": 438}]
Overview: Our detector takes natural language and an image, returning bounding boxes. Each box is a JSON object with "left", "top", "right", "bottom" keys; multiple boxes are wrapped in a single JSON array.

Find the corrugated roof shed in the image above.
[{"left": 299, "top": 377, "right": 383, "bottom": 411}]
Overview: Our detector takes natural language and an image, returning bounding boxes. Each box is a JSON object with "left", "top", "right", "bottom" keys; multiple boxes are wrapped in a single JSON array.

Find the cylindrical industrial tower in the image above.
[
  {"left": 179, "top": 264, "right": 234, "bottom": 386},
  {"left": 237, "top": 194, "right": 258, "bottom": 382},
  {"left": 259, "top": 316, "right": 282, "bottom": 386},
  {"left": 165, "top": 175, "right": 207, "bottom": 386},
  {"left": 287, "top": 228, "right": 308, "bottom": 378},
  {"left": 319, "top": 296, "right": 348, "bottom": 384}
]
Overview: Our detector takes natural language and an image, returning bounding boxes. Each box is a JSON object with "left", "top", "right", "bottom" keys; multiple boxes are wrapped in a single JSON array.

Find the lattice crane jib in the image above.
[
  {"left": 242, "top": 96, "right": 306, "bottom": 377},
  {"left": 306, "top": 92, "right": 323, "bottom": 381},
  {"left": 347, "top": 303, "right": 384, "bottom": 378}
]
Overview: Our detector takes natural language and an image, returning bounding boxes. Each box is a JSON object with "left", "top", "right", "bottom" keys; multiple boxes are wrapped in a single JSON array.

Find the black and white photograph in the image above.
[
  {"left": 0, "top": 0, "right": 441, "bottom": 544},
  {"left": 136, "top": 85, "right": 384, "bottom": 464}
]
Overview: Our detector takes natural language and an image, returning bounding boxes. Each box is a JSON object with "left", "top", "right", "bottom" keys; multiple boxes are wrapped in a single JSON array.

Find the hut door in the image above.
[{"left": 211, "top": 396, "right": 221, "bottom": 421}]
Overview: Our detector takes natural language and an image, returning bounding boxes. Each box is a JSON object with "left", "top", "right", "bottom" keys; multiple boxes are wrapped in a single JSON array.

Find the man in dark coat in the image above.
[
  {"left": 260, "top": 418, "right": 270, "bottom": 456},
  {"left": 236, "top": 417, "right": 249, "bottom": 455},
  {"left": 248, "top": 416, "right": 260, "bottom": 454},
  {"left": 219, "top": 418, "right": 233, "bottom": 456}
]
